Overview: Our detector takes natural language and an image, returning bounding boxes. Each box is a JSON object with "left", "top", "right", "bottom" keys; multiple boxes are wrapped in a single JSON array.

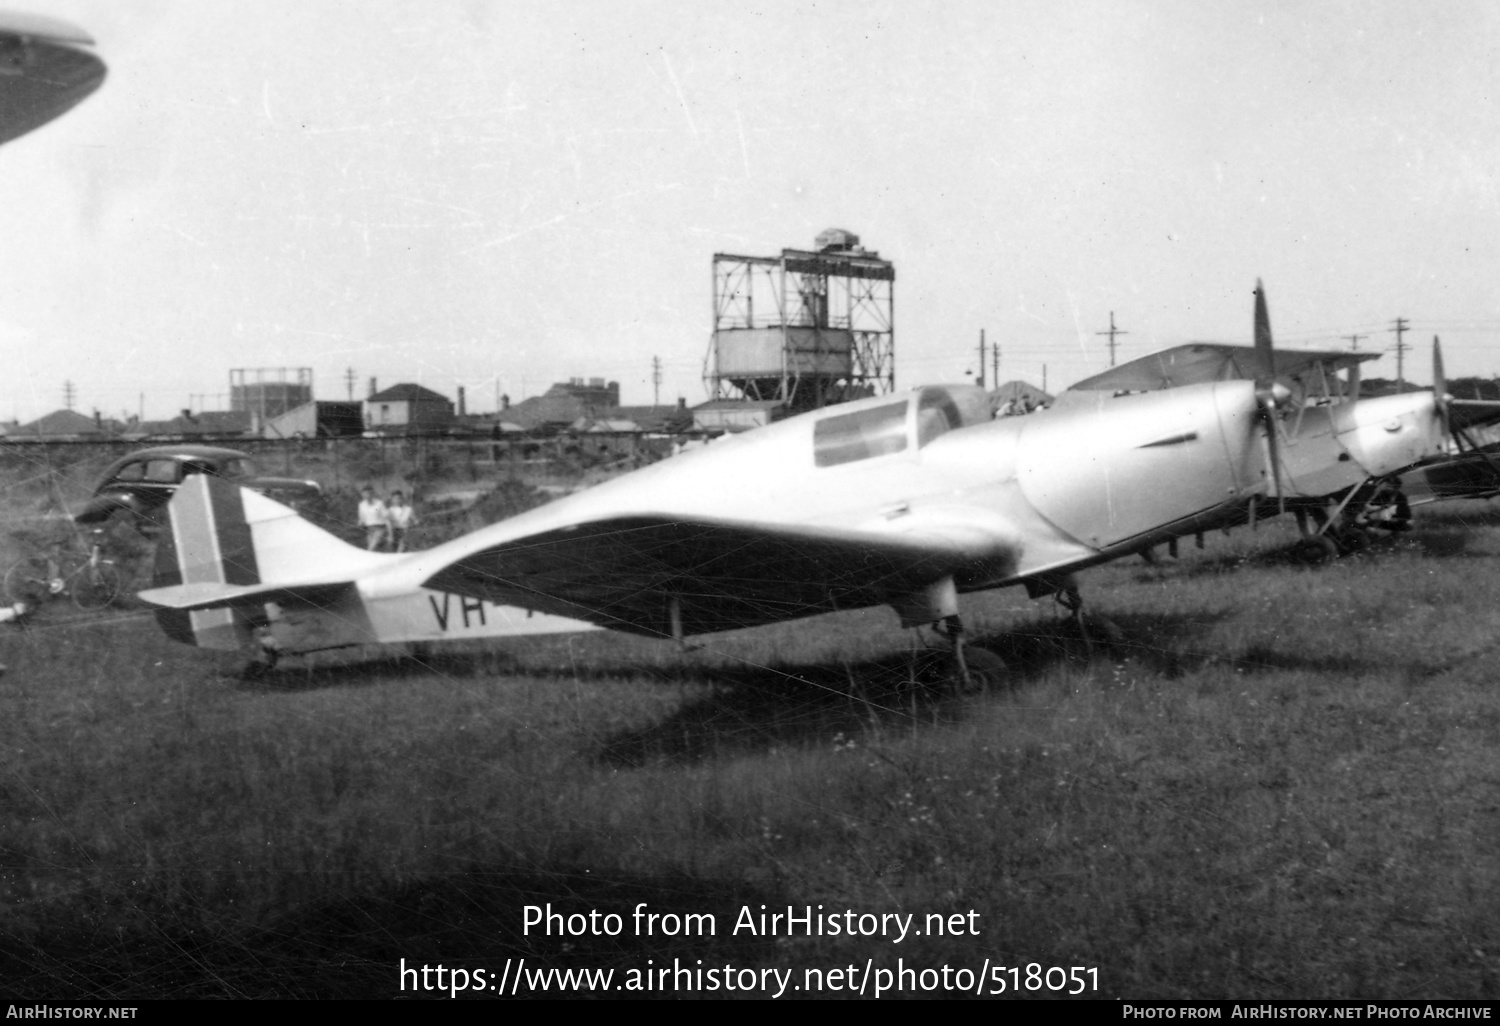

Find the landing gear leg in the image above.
[
  {"left": 932, "top": 614, "right": 1005, "bottom": 693},
  {"left": 1058, "top": 585, "right": 1123, "bottom": 652}
]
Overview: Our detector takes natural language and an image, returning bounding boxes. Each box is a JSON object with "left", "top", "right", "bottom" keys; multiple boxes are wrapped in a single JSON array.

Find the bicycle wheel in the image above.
[
  {"left": 5, "top": 555, "right": 63, "bottom": 607},
  {"left": 71, "top": 560, "right": 123, "bottom": 610}
]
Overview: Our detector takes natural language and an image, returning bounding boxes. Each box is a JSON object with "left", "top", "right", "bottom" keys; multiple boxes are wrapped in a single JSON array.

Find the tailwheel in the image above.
[{"left": 242, "top": 623, "right": 283, "bottom": 680}]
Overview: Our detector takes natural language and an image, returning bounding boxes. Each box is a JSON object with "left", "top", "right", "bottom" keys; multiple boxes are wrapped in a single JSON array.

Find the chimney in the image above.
[
  {"left": 500, "top": 393, "right": 510, "bottom": 411},
  {"left": 457, "top": 386, "right": 466, "bottom": 417},
  {"left": 367, "top": 377, "right": 377, "bottom": 399}
]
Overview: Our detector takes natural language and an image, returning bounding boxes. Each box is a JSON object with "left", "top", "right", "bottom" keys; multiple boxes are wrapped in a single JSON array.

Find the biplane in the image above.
[
  {"left": 145, "top": 286, "right": 1334, "bottom": 685},
  {"left": 1065, "top": 284, "right": 1500, "bottom": 559}
]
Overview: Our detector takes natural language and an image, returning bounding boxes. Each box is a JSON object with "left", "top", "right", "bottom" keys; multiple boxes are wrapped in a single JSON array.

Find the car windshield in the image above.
[{"left": 219, "top": 458, "right": 254, "bottom": 479}]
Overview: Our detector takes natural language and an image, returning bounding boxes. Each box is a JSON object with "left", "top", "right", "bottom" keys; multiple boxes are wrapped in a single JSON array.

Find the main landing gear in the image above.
[
  {"left": 932, "top": 615, "right": 1006, "bottom": 693},
  {"left": 1057, "top": 584, "right": 1124, "bottom": 652},
  {"left": 1293, "top": 479, "right": 1412, "bottom": 564}
]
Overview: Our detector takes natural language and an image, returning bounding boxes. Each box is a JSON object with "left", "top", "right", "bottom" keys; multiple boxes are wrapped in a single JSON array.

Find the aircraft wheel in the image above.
[
  {"left": 71, "top": 561, "right": 122, "bottom": 610},
  {"left": 1082, "top": 614, "right": 1125, "bottom": 649},
  {"left": 1295, "top": 536, "right": 1339, "bottom": 564},
  {"left": 957, "top": 647, "right": 1007, "bottom": 693},
  {"left": 1333, "top": 526, "right": 1371, "bottom": 555}
]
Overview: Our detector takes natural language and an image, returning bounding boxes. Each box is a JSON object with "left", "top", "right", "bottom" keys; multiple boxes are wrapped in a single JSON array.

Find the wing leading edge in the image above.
[
  {"left": 421, "top": 514, "right": 1020, "bottom": 638},
  {"left": 1068, "top": 343, "right": 1379, "bottom": 393}
]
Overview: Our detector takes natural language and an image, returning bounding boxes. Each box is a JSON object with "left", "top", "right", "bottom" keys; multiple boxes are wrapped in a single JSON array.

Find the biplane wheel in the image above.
[
  {"left": 1080, "top": 614, "right": 1125, "bottom": 649},
  {"left": 956, "top": 647, "right": 1007, "bottom": 693},
  {"left": 1295, "top": 536, "right": 1339, "bottom": 564},
  {"left": 1333, "top": 526, "right": 1371, "bottom": 555}
]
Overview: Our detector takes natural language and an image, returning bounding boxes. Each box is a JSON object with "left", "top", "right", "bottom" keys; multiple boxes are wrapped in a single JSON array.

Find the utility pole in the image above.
[
  {"left": 1391, "top": 317, "right": 1410, "bottom": 390},
  {"left": 1345, "top": 333, "right": 1366, "bottom": 351},
  {"left": 1096, "top": 312, "right": 1128, "bottom": 367},
  {"left": 976, "top": 330, "right": 987, "bottom": 388},
  {"left": 344, "top": 367, "right": 356, "bottom": 401},
  {"left": 652, "top": 355, "right": 662, "bottom": 407},
  {"left": 62, "top": 380, "right": 75, "bottom": 410},
  {"left": 991, "top": 340, "right": 999, "bottom": 386}
]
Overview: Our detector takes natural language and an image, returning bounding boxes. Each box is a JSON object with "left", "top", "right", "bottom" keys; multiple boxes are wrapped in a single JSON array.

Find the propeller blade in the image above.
[
  {"left": 1254, "top": 279, "right": 1275, "bottom": 382},
  {"left": 1253, "top": 280, "right": 1284, "bottom": 513},
  {"left": 1261, "top": 395, "right": 1285, "bottom": 513},
  {"left": 1433, "top": 336, "right": 1450, "bottom": 441}
]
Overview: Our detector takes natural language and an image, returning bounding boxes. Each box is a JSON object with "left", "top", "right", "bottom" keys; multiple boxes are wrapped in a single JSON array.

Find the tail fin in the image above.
[{"left": 144, "top": 474, "right": 386, "bottom": 649}]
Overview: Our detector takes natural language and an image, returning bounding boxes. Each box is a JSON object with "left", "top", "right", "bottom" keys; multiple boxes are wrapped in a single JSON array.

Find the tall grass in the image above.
[{"left": 1, "top": 511, "right": 1498, "bottom": 997}]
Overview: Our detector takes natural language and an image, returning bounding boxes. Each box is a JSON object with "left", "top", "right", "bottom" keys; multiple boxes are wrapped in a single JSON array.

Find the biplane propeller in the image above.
[
  {"left": 1398, "top": 336, "right": 1500, "bottom": 505},
  {"left": 1066, "top": 284, "right": 1500, "bottom": 560}
]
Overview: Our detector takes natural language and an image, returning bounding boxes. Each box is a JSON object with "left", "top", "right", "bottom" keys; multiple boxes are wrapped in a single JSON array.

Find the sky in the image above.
[{"left": 2, "top": 1, "right": 1499, "bottom": 423}]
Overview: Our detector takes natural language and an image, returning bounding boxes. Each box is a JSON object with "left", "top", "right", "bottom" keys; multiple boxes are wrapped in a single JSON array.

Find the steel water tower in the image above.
[{"left": 705, "top": 228, "right": 894, "bottom": 414}]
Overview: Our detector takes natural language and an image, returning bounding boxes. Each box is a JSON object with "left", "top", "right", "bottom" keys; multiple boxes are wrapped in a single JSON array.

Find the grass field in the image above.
[{"left": 1, "top": 492, "right": 1498, "bottom": 999}]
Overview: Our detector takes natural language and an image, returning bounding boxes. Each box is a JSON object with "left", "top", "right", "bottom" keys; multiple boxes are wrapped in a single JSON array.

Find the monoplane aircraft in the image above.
[
  {"left": 1065, "top": 285, "right": 1500, "bottom": 559},
  {"left": 144, "top": 301, "right": 1321, "bottom": 686}
]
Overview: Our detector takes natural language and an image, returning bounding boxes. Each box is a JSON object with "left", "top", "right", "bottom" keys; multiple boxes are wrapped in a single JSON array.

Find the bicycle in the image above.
[{"left": 5, "top": 528, "right": 124, "bottom": 611}]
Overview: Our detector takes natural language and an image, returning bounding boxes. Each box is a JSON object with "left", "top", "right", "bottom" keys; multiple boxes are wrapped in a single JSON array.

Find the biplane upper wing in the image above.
[
  {"left": 1447, "top": 399, "right": 1500, "bottom": 434},
  {"left": 0, "top": 13, "right": 106, "bottom": 146},
  {"left": 1068, "top": 343, "right": 1379, "bottom": 393},
  {"left": 421, "top": 513, "right": 1021, "bottom": 638}
]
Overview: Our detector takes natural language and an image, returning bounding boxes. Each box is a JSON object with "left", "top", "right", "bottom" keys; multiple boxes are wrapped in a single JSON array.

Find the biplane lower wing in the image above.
[{"left": 421, "top": 513, "right": 1023, "bottom": 638}]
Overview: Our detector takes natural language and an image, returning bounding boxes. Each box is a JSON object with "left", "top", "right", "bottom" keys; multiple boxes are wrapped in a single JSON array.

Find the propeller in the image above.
[
  {"left": 1432, "top": 335, "right": 1450, "bottom": 441},
  {"left": 1253, "top": 279, "right": 1287, "bottom": 513}
]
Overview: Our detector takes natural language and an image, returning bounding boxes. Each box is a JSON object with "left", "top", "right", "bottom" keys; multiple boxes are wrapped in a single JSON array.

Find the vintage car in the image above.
[{"left": 73, "top": 445, "right": 323, "bottom": 531}]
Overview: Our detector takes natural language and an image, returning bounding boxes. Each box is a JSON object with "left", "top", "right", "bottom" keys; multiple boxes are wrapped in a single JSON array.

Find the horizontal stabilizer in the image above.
[
  {"left": 143, "top": 474, "right": 390, "bottom": 642},
  {"left": 137, "top": 578, "right": 356, "bottom": 612}
]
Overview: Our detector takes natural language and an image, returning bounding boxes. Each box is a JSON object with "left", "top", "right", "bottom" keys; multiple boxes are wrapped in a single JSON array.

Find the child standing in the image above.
[
  {"left": 357, "top": 487, "right": 389, "bottom": 551},
  {"left": 386, "top": 490, "right": 418, "bottom": 553}
]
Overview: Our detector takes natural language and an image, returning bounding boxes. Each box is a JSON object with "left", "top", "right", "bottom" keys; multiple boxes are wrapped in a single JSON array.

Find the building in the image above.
[
  {"left": 11, "top": 408, "right": 112, "bottom": 441},
  {"left": 706, "top": 228, "right": 894, "bottom": 415},
  {"left": 691, "top": 398, "right": 786, "bottom": 433},
  {"left": 548, "top": 377, "right": 620, "bottom": 409},
  {"left": 364, "top": 384, "right": 455, "bottom": 435},
  {"left": 262, "top": 400, "right": 364, "bottom": 439},
  {"left": 230, "top": 368, "right": 314, "bottom": 420}
]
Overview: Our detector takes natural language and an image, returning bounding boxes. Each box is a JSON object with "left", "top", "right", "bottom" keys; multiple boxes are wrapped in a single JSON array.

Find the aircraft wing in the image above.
[
  {"left": 1448, "top": 399, "right": 1500, "bottom": 433},
  {"left": 0, "top": 14, "right": 106, "bottom": 145},
  {"left": 421, "top": 514, "right": 1019, "bottom": 638},
  {"left": 1068, "top": 343, "right": 1379, "bottom": 392}
]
